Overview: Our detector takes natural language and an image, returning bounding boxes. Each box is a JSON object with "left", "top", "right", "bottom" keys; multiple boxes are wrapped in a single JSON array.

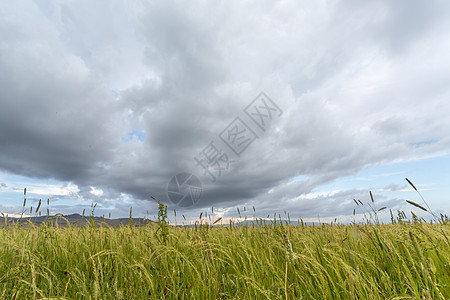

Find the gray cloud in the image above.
[{"left": 1, "top": 0, "right": 449, "bottom": 218}]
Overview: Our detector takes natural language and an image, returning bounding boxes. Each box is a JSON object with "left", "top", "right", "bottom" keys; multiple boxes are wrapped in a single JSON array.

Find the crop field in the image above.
[{"left": 0, "top": 207, "right": 449, "bottom": 300}]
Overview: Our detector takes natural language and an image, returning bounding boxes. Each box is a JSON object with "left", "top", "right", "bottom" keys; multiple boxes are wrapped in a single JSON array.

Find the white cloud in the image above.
[
  {"left": 17, "top": 183, "right": 79, "bottom": 197},
  {"left": 90, "top": 186, "right": 104, "bottom": 196}
]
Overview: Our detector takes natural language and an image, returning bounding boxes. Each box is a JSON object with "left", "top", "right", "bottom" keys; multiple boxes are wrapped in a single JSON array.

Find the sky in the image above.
[{"left": 1, "top": 0, "right": 449, "bottom": 223}]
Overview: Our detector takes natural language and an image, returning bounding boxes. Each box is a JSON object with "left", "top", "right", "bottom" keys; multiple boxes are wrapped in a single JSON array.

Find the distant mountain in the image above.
[
  {"left": 1, "top": 214, "right": 327, "bottom": 228},
  {"left": 179, "top": 219, "right": 318, "bottom": 228},
  {"left": 219, "top": 220, "right": 316, "bottom": 227},
  {"left": 0, "top": 213, "right": 155, "bottom": 228}
]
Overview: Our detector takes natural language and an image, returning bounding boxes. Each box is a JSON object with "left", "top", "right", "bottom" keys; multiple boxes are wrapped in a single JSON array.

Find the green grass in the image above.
[{"left": 0, "top": 214, "right": 448, "bottom": 299}]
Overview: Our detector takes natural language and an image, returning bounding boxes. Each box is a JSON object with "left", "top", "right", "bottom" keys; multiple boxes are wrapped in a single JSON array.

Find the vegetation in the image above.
[
  {"left": 0, "top": 180, "right": 448, "bottom": 299},
  {"left": 0, "top": 214, "right": 448, "bottom": 299}
]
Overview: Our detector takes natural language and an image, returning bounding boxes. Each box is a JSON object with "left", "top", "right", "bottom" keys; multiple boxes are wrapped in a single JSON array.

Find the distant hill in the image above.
[
  {"left": 0, "top": 213, "right": 155, "bottom": 228},
  {"left": 1, "top": 214, "right": 326, "bottom": 228},
  {"left": 219, "top": 220, "right": 317, "bottom": 227},
  {"left": 178, "top": 219, "right": 318, "bottom": 228}
]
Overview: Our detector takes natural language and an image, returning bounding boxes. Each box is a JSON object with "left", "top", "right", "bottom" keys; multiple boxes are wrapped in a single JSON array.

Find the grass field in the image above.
[{"left": 0, "top": 206, "right": 449, "bottom": 299}]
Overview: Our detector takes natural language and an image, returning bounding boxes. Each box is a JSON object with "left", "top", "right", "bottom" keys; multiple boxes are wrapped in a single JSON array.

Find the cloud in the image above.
[{"left": 1, "top": 0, "right": 449, "bottom": 218}]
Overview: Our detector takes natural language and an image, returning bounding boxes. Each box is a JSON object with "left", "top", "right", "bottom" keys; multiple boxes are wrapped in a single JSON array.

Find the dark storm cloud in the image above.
[{"left": 1, "top": 0, "right": 450, "bottom": 219}]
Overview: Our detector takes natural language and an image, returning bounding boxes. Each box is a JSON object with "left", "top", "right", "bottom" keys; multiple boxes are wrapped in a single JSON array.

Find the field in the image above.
[{"left": 0, "top": 209, "right": 449, "bottom": 300}]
